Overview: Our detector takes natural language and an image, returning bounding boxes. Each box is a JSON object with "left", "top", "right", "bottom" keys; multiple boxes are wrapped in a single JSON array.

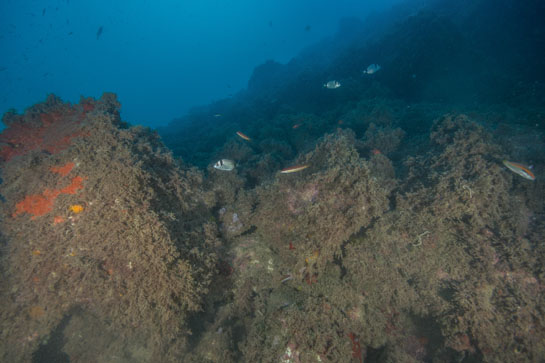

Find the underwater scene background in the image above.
[{"left": 1, "top": 0, "right": 545, "bottom": 362}]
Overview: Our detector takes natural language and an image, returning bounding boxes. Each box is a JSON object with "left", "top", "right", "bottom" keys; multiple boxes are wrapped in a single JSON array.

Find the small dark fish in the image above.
[
  {"left": 268, "top": 20, "right": 272, "bottom": 27},
  {"left": 96, "top": 26, "right": 103, "bottom": 40},
  {"left": 42, "top": 8, "right": 46, "bottom": 16},
  {"left": 305, "top": 25, "right": 311, "bottom": 32},
  {"left": 0, "top": 66, "right": 7, "bottom": 72},
  {"left": 68, "top": 31, "right": 73, "bottom": 35}
]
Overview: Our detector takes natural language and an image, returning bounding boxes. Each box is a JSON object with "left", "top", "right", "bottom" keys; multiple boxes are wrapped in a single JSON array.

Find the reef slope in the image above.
[{"left": 0, "top": 94, "right": 219, "bottom": 362}]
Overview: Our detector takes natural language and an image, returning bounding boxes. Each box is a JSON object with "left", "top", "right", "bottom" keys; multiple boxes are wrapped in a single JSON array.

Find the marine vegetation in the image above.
[
  {"left": 1, "top": 0, "right": 545, "bottom": 362},
  {"left": 0, "top": 94, "right": 220, "bottom": 362}
]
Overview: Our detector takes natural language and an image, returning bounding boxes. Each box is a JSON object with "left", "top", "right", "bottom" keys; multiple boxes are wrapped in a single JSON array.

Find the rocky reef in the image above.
[
  {"left": 1, "top": 0, "right": 545, "bottom": 361},
  {"left": 1, "top": 90, "right": 545, "bottom": 363},
  {"left": 0, "top": 94, "right": 219, "bottom": 362},
  {"left": 179, "top": 109, "right": 544, "bottom": 362}
]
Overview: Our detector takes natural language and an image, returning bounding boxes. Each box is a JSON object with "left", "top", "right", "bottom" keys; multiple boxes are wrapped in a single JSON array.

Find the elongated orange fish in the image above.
[
  {"left": 280, "top": 164, "right": 309, "bottom": 174},
  {"left": 503, "top": 160, "right": 535, "bottom": 181},
  {"left": 236, "top": 131, "right": 251, "bottom": 141}
]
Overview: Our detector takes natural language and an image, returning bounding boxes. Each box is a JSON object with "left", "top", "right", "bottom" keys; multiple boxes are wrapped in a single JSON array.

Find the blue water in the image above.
[{"left": 0, "top": 0, "right": 401, "bottom": 131}]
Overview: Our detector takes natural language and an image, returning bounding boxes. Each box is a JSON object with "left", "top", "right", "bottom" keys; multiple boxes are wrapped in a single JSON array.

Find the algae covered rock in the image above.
[
  {"left": 0, "top": 94, "right": 218, "bottom": 362},
  {"left": 248, "top": 128, "right": 391, "bottom": 282},
  {"left": 339, "top": 113, "right": 545, "bottom": 362}
]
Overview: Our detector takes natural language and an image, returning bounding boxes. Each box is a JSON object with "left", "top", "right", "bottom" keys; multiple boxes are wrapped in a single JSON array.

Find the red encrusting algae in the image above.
[
  {"left": 81, "top": 101, "right": 95, "bottom": 113},
  {"left": 53, "top": 216, "right": 65, "bottom": 224},
  {"left": 50, "top": 162, "right": 75, "bottom": 177},
  {"left": 0, "top": 104, "right": 89, "bottom": 162},
  {"left": 348, "top": 332, "right": 363, "bottom": 363},
  {"left": 13, "top": 176, "right": 85, "bottom": 218}
]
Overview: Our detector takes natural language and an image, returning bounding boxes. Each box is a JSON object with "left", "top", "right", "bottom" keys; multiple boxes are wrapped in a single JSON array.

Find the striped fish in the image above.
[
  {"left": 213, "top": 159, "right": 235, "bottom": 171},
  {"left": 280, "top": 164, "right": 309, "bottom": 174},
  {"left": 236, "top": 131, "right": 251, "bottom": 141},
  {"left": 503, "top": 160, "right": 535, "bottom": 181}
]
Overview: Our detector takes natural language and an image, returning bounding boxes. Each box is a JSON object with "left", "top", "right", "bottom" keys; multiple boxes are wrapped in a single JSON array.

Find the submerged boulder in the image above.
[{"left": 0, "top": 94, "right": 219, "bottom": 362}]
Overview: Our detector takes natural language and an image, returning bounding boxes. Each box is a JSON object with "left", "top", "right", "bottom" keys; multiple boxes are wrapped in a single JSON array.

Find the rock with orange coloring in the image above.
[
  {"left": 53, "top": 216, "right": 65, "bottom": 224},
  {"left": 70, "top": 204, "right": 84, "bottom": 213},
  {"left": 0, "top": 93, "right": 218, "bottom": 362},
  {"left": 0, "top": 95, "right": 90, "bottom": 162},
  {"left": 50, "top": 162, "right": 75, "bottom": 176},
  {"left": 12, "top": 176, "right": 84, "bottom": 218}
]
